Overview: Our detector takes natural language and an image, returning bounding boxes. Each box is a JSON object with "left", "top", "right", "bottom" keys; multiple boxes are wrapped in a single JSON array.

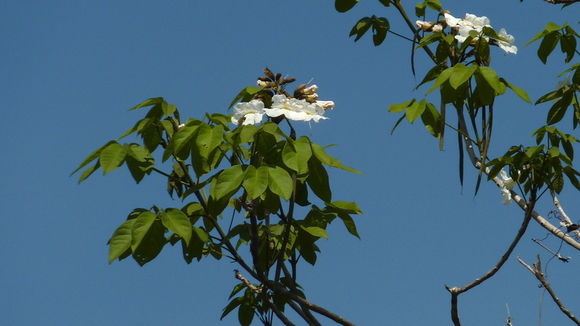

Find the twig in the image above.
[
  {"left": 517, "top": 256, "right": 580, "bottom": 325},
  {"left": 445, "top": 199, "right": 535, "bottom": 326},
  {"left": 265, "top": 281, "right": 356, "bottom": 326},
  {"left": 532, "top": 238, "right": 571, "bottom": 263}
]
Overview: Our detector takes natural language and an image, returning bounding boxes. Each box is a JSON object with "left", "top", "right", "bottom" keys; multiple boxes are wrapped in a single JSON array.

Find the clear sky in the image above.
[{"left": 1, "top": 1, "right": 578, "bottom": 325}]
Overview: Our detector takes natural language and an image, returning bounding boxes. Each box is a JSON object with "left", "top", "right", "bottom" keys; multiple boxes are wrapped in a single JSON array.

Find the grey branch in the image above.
[
  {"left": 445, "top": 202, "right": 535, "bottom": 326},
  {"left": 517, "top": 256, "right": 580, "bottom": 325}
]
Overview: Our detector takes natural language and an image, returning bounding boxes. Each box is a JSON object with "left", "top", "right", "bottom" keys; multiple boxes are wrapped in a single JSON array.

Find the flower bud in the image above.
[
  {"left": 257, "top": 80, "right": 269, "bottom": 87},
  {"left": 316, "top": 100, "right": 335, "bottom": 110},
  {"left": 303, "top": 84, "right": 318, "bottom": 95}
]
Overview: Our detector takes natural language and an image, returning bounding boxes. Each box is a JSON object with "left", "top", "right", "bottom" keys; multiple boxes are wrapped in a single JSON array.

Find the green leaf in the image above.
[
  {"left": 421, "top": 102, "right": 442, "bottom": 138},
  {"left": 526, "top": 22, "right": 562, "bottom": 46},
  {"left": 99, "top": 142, "right": 127, "bottom": 174},
  {"left": 306, "top": 158, "right": 332, "bottom": 202},
  {"left": 300, "top": 226, "right": 328, "bottom": 239},
  {"left": 405, "top": 99, "right": 427, "bottom": 123},
  {"left": 107, "top": 218, "right": 137, "bottom": 264},
  {"left": 221, "top": 297, "right": 243, "bottom": 320},
  {"left": 211, "top": 165, "right": 245, "bottom": 200},
  {"left": 131, "top": 211, "right": 157, "bottom": 251},
  {"left": 126, "top": 144, "right": 154, "bottom": 183},
  {"left": 311, "top": 143, "right": 361, "bottom": 174},
  {"left": 426, "top": 67, "right": 453, "bottom": 94},
  {"left": 78, "top": 161, "right": 100, "bottom": 183},
  {"left": 388, "top": 100, "right": 414, "bottom": 113},
  {"left": 160, "top": 208, "right": 192, "bottom": 246},
  {"left": 161, "top": 102, "right": 176, "bottom": 116},
  {"left": 132, "top": 219, "right": 166, "bottom": 266},
  {"left": 238, "top": 302, "right": 254, "bottom": 326},
  {"left": 335, "top": 0, "right": 359, "bottom": 12},
  {"left": 477, "top": 66, "right": 505, "bottom": 95},
  {"left": 449, "top": 64, "right": 475, "bottom": 89},
  {"left": 243, "top": 165, "right": 269, "bottom": 200},
  {"left": 378, "top": 0, "right": 390, "bottom": 7},
  {"left": 129, "top": 97, "right": 164, "bottom": 111},
  {"left": 268, "top": 166, "right": 293, "bottom": 200},
  {"left": 416, "top": 65, "right": 445, "bottom": 89},
  {"left": 164, "top": 123, "right": 200, "bottom": 161},
  {"left": 538, "top": 32, "right": 561, "bottom": 64},
  {"left": 500, "top": 78, "right": 531, "bottom": 103},
  {"left": 350, "top": 17, "right": 372, "bottom": 42},
  {"left": 329, "top": 201, "right": 363, "bottom": 214},
  {"left": 338, "top": 214, "right": 360, "bottom": 238},
  {"left": 372, "top": 17, "right": 389, "bottom": 46},
  {"left": 71, "top": 140, "right": 115, "bottom": 176},
  {"left": 547, "top": 91, "right": 573, "bottom": 125},
  {"left": 229, "top": 86, "right": 262, "bottom": 109}
]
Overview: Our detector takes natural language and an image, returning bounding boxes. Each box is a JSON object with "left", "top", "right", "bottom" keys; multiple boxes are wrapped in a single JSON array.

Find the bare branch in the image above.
[
  {"left": 551, "top": 191, "right": 580, "bottom": 239},
  {"left": 266, "top": 281, "right": 356, "bottom": 326},
  {"left": 445, "top": 200, "right": 535, "bottom": 326},
  {"left": 517, "top": 256, "right": 580, "bottom": 324}
]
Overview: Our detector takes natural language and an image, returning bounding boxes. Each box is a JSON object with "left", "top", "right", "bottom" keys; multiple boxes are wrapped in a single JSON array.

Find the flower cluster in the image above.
[
  {"left": 231, "top": 94, "right": 330, "bottom": 126},
  {"left": 231, "top": 69, "right": 334, "bottom": 126},
  {"left": 444, "top": 13, "right": 517, "bottom": 54},
  {"left": 415, "top": 12, "right": 517, "bottom": 55},
  {"left": 499, "top": 169, "right": 516, "bottom": 204}
]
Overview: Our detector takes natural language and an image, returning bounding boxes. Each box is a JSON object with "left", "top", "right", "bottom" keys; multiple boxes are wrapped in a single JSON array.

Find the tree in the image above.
[{"left": 73, "top": 0, "right": 579, "bottom": 325}]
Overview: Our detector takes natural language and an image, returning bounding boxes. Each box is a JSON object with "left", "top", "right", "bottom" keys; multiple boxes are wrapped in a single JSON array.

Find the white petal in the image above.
[{"left": 444, "top": 13, "right": 462, "bottom": 27}]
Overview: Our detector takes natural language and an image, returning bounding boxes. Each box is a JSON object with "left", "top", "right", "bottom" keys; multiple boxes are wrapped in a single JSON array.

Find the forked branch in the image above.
[{"left": 517, "top": 256, "right": 580, "bottom": 324}]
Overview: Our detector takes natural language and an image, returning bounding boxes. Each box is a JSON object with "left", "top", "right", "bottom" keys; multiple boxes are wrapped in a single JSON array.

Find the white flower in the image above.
[
  {"left": 496, "top": 28, "right": 517, "bottom": 54},
  {"left": 445, "top": 13, "right": 517, "bottom": 55},
  {"left": 416, "top": 20, "right": 432, "bottom": 31},
  {"left": 231, "top": 99, "right": 265, "bottom": 125},
  {"left": 499, "top": 169, "right": 516, "bottom": 205},
  {"left": 264, "top": 94, "right": 328, "bottom": 122},
  {"left": 316, "top": 100, "right": 335, "bottom": 110},
  {"left": 432, "top": 24, "right": 443, "bottom": 33}
]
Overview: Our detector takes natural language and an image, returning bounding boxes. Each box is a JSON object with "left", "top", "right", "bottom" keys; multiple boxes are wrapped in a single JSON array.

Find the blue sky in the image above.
[{"left": 1, "top": 1, "right": 578, "bottom": 325}]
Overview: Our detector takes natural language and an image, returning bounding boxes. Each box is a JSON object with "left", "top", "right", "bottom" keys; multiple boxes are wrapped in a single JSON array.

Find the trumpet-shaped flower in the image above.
[
  {"left": 264, "top": 94, "right": 328, "bottom": 122},
  {"left": 499, "top": 170, "right": 516, "bottom": 205},
  {"left": 231, "top": 99, "right": 265, "bottom": 125},
  {"left": 496, "top": 28, "right": 517, "bottom": 54},
  {"left": 444, "top": 13, "right": 517, "bottom": 54}
]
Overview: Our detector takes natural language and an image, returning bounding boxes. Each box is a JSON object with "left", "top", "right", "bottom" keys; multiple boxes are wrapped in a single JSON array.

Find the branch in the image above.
[
  {"left": 517, "top": 256, "right": 580, "bottom": 324},
  {"left": 265, "top": 281, "right": 356, "bottom": 326},
  {"left": 445, "top": 199, "right": 535, "bottom": 326},
  {"left": 455, "top": 110, "right": 580, "bottom": 251},
  {"left": 551, "top": 191, "right": 580, "bottom": 238}
]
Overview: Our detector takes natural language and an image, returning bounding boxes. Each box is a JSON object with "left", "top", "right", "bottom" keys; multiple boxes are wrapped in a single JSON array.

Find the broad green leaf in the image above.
[
  {"left": 193, "top": 226, "right": 209, "bottom": 242},
  {"left": 282, "top": 141, "right": 299, "bottom": 171},
  {"left": 161, "top": 102, "right": 176, "bottom": 116},
  {"left": 405, "top": 99, "right": 427, "bottom": 123},
  {"left": 71, "top": 140, "right": 115, "bottom": 176},
  {"left": 538, "top": 32, "right": 561, "bottom": 64},
  {"left": 477, "top": 66, "right": 505, "bottom": 95},
  {"left": 416, "top": 65, "right": 445, "bottom": 89},
  {"left": 421, "top": 102, "right": 442, "bottom": 138},
  {"left": 335, "top": 0, "right": 359, "bottom": 12},
  {"left": 300, "top": 226, "right": 328, "bottom": 239},
  {"left": 161, "top": 208, "right": 192, "bottom": 246},
  {"left": 306, "top": 158, "right": 332, "bottom": 202},
  {"left": 426, "top": 67, "right": 454, "bottom": 94},
  {"left": 99, "top": 142, "right": 127, "bottom": 174},
  {"left": 372, "top": 17, "right": 389, "bottom": 46},
  {"left": 526, "top": 22, "right": 561, "bottom": 45},
  {"left": 164, "top": 123, "right": 199, "bottom": 161},
  {"left": 196, "top": 124, "right": 224, "bottom": 160},
  {"left": 449, "top": 64, "right": 475, "bottom": 89},
  {"left": 107, "top": 218, "right": 137, "bottom": 264},
  {"left": 131, "top": 211, "right": 157, "bottom": 251},
  {"left": 238, "top": 124, "right": 259, "bottom": 143},
  {"left": 131, "top": 219, "right": 166, "bottom": 266},
  {"left": 283, "top": 137, "right": 312, "bottom": 174},
  {"left": 126, "top": 144, "right": 154, "bottom": 183},
  {"left": 268, "top": 166, "right": 293, "bottom": 200},
  {"left": 350, "top": 17, "right": 372, "bottom": 42},
  {"left": 243, "top": 165, "right": 269, "bottom": 200},
  {"left": 238, "top": 302, "right": 254, "bottom": 326},
  {"left": 547, "top": 91, "right": 572, "bottom": 125},
  {"left": 211, "top": 165, "right": 245, "bottom": 200},
  {"left": 500, "top": 78, "right": 531, "bottom": 103},
  {"left": 311, "top": 143, "right": 361, "bottom": 174},
  {"left": 129, "top": 97, "right": 164, "bottom": 111}
]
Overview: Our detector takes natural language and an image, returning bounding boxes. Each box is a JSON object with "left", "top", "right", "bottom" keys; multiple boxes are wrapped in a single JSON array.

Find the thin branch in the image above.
[
  {"left": 265, "top": 281, "right": 356, "bottom": 326},
  {"left": 551, "top": 190, "right": 580, "bottom": 238},
  {"left": 517, "top": 256, "right": 580, "bottom": 324},
  {"left": 445, "top": 198, "right": 536, "bottom": 326},
  {"left": 392, "top": 1, "right": 437, "bottom": 64}
]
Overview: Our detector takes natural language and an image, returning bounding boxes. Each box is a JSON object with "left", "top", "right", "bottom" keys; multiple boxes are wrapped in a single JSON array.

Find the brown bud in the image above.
[
  {"left": 263, "top": 67, "right": 275, "bottom": 79},
  {"left": 275, "top": 73, "right": 282, "bottom": 84},
  {"left": 281, "top": 77, "right": 296, "bottom": 85}
]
